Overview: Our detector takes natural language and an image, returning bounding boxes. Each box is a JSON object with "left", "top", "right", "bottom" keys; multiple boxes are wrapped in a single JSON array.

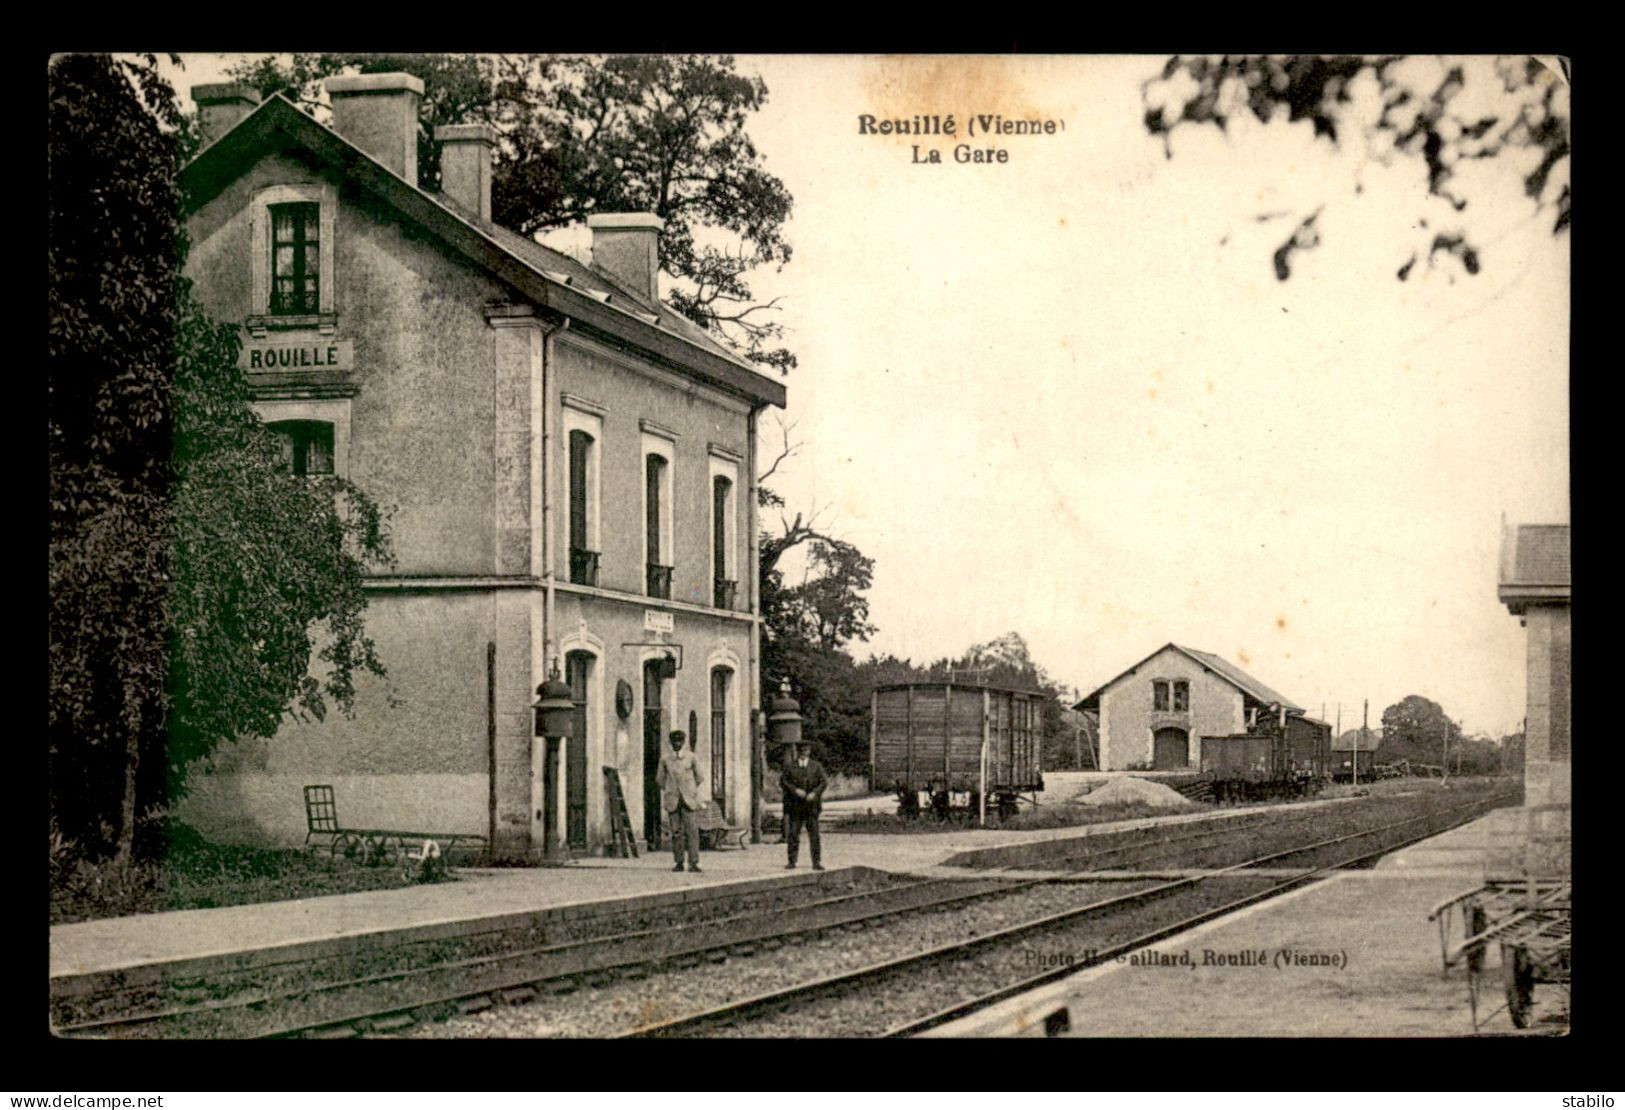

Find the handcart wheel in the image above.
[
  {"left": 331, "top": 833, "right": 361, "bottom": 862},
  {"left": 1504, "top": 945, "right": 1534, "bottom": 1029},
  {"left": 369, "top": 836, "right": 404, "bottom": 868}
]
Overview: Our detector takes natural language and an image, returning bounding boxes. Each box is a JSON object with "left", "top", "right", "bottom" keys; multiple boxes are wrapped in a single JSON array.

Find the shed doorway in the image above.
[{"left": 1153, "top": 727, "right": 1189, "bottom": 770}]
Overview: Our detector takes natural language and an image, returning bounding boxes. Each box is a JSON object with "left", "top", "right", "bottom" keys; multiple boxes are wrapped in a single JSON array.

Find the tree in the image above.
[
  {"left": 1142, "top": 55, "right": 1570, "bottom": 281},
  {"left": 166, "top": 306, "right": 392, "bottom": 789},
  {"left": 1377, "top": 694, "right": 1462, "bottom": 767},
  {"left": 758, "top": 515, "right": 877, "bottom": 774},
  {"left": 50, "top": 54, "right": 187, "bottom": 859},
  {"left": 752, "top": 421, "right": 878, "bottom": 772},
  {"left": 48, "top": 54, "right": 392, "bottom": 860},
  {"left": 230, "top": 53, "right": 797, "bottom": 374}
]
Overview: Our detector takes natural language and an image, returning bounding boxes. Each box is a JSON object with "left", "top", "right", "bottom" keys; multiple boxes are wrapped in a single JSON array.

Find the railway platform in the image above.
[
  {"left": 49, "top": 797, "right": 1346, "bottom": 982},
  {"left": 922, "top": 806, "right": 1562, "bottom": 1037}
]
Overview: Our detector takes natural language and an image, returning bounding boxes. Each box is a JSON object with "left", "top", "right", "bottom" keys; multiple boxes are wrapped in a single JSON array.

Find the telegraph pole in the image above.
[
  {"left": 1357, "top": 699, "right": 1367, "bottom": 787},
  {"left": 1441, "top": 718, "right": 1450, "bottom": 785}
]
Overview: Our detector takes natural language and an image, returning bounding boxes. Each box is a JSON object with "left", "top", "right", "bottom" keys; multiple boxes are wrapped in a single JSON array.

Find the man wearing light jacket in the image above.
[
  {"left": 779, "top": 739, "right": 828, "bottom": 870},
  {"left": 657, "top": 729, "right": 704, "bottom": 873}
]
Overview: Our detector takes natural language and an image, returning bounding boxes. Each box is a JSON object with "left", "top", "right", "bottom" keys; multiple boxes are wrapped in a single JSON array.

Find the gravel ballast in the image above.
[{"left": 401, "top": 879, "right": 1168, "bottom": 1038}]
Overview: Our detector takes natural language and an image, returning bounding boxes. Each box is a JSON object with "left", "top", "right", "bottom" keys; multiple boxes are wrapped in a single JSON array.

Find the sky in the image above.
[{"left": 159, "top": 55, "right": 1569, "bottom": 737}]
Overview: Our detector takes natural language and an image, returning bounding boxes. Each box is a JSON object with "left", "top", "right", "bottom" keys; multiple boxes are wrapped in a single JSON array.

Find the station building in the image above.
[
  {"left": 175, "top": 75, "right": 785, "bottom": 860},
  {"left": 1072, "top": 643, "right": 1308, "bottom": 771},
  {"left": 1497, "top": 523, "right": 1571, "bottom": 809}
]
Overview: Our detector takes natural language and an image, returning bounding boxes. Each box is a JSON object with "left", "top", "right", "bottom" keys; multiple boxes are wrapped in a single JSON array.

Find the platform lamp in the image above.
[
  {"left": 531, "top": 664, "right": 575, "bottom": 867},
  {"left": 766, "top": 679, "right": 804, "bottom": 751}
]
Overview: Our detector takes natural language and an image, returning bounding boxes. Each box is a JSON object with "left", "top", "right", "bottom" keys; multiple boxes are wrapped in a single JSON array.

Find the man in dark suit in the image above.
[{"left": 779, "top": 739, "right": 828, "bottom": 870}]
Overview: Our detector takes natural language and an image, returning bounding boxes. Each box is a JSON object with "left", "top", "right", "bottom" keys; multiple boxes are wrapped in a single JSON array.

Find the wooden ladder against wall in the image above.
[{"left": 603, "top": 767, "right": 640, "bottom": 858}]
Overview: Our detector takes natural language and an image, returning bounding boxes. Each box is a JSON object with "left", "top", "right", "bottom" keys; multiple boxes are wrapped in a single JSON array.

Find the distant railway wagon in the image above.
[
  {"left": 871, "top": 683, "right": 1045, "bottom": 820},
  {"left": 1200, "top": 714, "right": 1331, "bottom": 803},
  {"left": 1331, "top": 747, "right": 1377, "bottom": 782}
]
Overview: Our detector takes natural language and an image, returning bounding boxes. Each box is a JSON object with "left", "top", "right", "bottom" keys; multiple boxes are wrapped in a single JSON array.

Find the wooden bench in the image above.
[{"left": 695, "top": 803, "right": 749, "bottom": 850}]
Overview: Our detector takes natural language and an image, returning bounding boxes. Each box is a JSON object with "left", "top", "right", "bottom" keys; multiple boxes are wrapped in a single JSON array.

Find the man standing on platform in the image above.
[
  {"left": 658, "top": 729, "right": 704, "bottom": 873},
  {"left": 780, "top": 739, "right": 828, "bottom": 870}
]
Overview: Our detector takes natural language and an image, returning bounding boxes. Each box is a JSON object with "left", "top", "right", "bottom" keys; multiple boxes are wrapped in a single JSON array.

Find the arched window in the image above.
[
  {"left": 267, "top": 420, "right": 334, "bottom": 476},
  {"left": 710, "top": 667, "right": 732, "bottom": 808}
]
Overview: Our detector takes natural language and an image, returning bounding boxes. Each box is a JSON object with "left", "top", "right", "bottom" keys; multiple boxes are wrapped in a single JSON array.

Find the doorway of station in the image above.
[
  {"left": 1153, "top": 726, "right": 1189, "bottom": 770},
  {"left": 566, "top": 651, "right": 591, "bottom": 851},
  {"left": 642, "top": 659, "right": 666, "bottom": 849}
]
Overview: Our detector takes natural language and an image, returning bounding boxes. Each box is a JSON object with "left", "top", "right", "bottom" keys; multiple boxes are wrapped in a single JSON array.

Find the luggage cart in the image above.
[
  {"left": 1428, "top": 804, "right": 1570, "bottom": 1031},
  {"left": 303, "top": 784, "right": 488, "bottom": 880}
]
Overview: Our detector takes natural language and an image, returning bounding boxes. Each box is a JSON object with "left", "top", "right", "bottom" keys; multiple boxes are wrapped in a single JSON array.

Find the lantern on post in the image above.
[
  {"left": 531, "top": 664, "right": 575, "bottom": 867},
  {"left": 766, "top": 679, "right": 804, "bottom": 752}
]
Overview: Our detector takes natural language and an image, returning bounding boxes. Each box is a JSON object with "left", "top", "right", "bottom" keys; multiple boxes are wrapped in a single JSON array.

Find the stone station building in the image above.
[{"left": 176, "top": 75, "right": 785, "bottom": 861}]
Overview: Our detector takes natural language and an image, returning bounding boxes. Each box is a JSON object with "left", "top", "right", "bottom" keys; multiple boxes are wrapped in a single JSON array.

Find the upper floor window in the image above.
[
  {"left": 709, "top": 450, "right": 740, "bottom": 610},
  {"left": 1153, "top": 679, "right": 1190, "bottom": 712},
  {"left": 562, "top": 401, "right": 603, "bottom": 587},
  {"left": 249, "top": 184, "right": 337, "bottom": 328},
  {"left": 645, "top": 450, "right": 672, "bottom": 598},
  {"left": 269, "top": 203, "right": 321, "bottom": 315},
  {"left": 568, "top": 429, "right": 599, "bottom": 586},
  {"left": 713, "top": 475, "right": 734, "bottom": 607},
  {"left": 268, "top": 419, "right": 334, "bottom": 476}
]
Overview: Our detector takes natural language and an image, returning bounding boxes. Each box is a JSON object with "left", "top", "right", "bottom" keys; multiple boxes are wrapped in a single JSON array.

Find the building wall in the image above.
[
  {"left": 185, "top": 153, "right": 511, "bottom": 577},
  {"left": 1098, "top": 648, "right": 1245, "bottom": 769},
  {"left": 550, "top": 333, "right": 750, "bottom": 606},
  {"left": 1523, "top": 604, "right": 1571, "bottom": 807},
  {"left": 179, "top": 148, "right": 759, "bottom": 856},
  {"left": 550, "top": 594, "right": 751, "bottom": 848}
]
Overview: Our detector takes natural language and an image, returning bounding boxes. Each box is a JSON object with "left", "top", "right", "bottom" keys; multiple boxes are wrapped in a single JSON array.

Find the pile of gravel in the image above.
[{"left": 1078, "top": 776, "right": 1190, "bottom": 809}]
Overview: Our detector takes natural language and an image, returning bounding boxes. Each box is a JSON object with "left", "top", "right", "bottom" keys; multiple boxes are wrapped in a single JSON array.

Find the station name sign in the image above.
[{"left": 240, "top": 339, "right": 354, "bottom": 373}]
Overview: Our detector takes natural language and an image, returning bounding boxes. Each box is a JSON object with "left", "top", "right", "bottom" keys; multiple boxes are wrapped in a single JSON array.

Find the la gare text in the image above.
[{"left": 858, "top": 113, "right": 1066, "bottom": 165}]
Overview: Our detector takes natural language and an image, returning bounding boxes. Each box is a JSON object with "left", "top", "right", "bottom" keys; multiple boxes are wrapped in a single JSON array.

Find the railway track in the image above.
[
  {"left": 619, "top": 792, "right": 1515, "bottom": 1039},
  {"left": 54, "top": 870, "right": 1081, "bottom": 1039},
  {"left": 54, "top": 788, "right": 1514, "bottom": 1039}
]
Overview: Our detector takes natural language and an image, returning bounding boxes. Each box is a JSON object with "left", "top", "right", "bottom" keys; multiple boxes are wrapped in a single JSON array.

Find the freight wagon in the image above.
[
  {"left": 870, "top": 683, "right": 1045, "bottom": 821},
  {"left": 1199, "top": 712, "right": 1331, "bottom": 803}
]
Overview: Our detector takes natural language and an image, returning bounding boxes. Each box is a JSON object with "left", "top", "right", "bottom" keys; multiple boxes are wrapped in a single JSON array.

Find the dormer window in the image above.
[
  {"left": 249, "top": 184, "right": 337, "bottom": 332},
  {"left": 270, "top": 203, "right": 320, "bottom": 315}
]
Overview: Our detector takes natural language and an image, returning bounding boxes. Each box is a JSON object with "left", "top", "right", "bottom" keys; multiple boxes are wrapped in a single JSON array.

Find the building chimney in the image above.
[
  {"left": 587, "top": 213, "right": 665, "bottom": 307},
  {"left": 191, "top": 82, "right": 261, "bottom": 147},
  {"left": 434, "top": 123, "right": 494, "bottom": 223},
  {"left": 325, "top": 73, "right": 424, "bottom": 183}
]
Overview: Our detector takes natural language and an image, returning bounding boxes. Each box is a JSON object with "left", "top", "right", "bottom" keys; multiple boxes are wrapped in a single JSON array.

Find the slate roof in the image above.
[
  {"left": 1505, "top": 525, "right": 1571, "bottom": 586},
  {"left": 180, "top": 95, "right": 784, "bottom": 408},
  {"left": 1073, "top": 643, "right": 1305, "bottom": 714},
  {"left": 1498, "top": 523, "right": 1571, "bottom": 612}
]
